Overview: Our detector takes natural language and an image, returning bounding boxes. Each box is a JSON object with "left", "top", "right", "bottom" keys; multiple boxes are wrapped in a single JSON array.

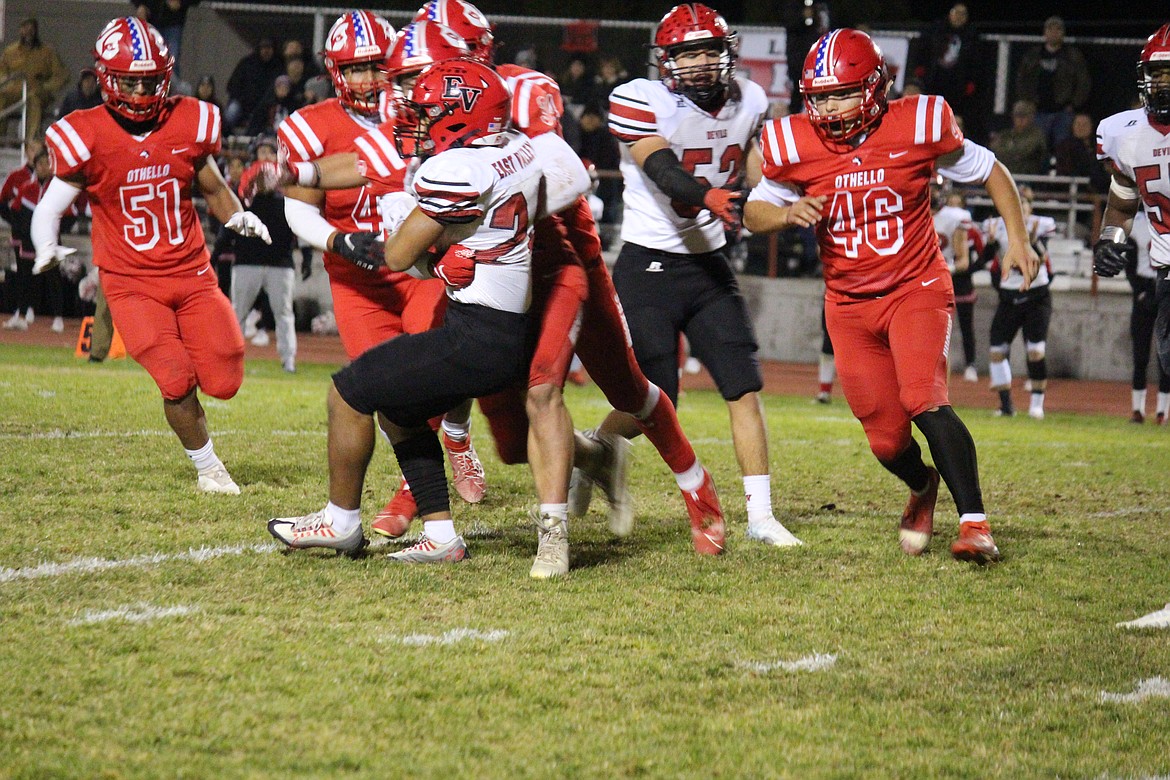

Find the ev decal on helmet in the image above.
[{"left": 442, "top": 76, "right": 482, "bottom": 111}]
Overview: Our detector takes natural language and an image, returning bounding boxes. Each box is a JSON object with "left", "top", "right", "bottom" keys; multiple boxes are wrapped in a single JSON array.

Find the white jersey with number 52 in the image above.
[
  {"left": 1096, "top": 108, "right": 1170, "bottom": 267},
  {"left": 608, "top": 76, "right": 767, "bottom": 254}
]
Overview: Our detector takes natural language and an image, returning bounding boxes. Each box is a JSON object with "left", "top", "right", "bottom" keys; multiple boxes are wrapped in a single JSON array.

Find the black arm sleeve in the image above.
[{"left": 641, "top": 148, "right": 710, "bottom": 208}]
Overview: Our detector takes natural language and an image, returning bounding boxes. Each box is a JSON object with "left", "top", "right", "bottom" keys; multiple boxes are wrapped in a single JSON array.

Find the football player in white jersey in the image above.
[
  {"left": 932, "top": 186, "right": 978, "bottom": 383},
  {"left": 268, "top": 59, "right": 540, "bottom": 562},
  {"left": 598, "top": 2, "right": 802, "bottom": 551},
  {"left": 1125, "top": 212, "right": 1170, "bottom": 424},
  {"left": 981, "top": 186, "right": 1056, "bottom": 419}
]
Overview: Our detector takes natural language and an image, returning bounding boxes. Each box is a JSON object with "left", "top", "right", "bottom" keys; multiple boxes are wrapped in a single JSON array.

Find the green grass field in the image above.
[{"left": 2, "top": 344, "right": 1169, "bottom": 779}]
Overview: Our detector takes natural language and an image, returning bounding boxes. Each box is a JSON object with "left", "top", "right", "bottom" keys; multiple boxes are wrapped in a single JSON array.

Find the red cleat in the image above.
[
  {"left": 899, "top": 467, "right": 939, "bottom": 556},
  {"left": 443, "top": 432, "right": 486, "bottom": 504},
  {"left": 372, "top": 478, "right": 415, "bottom": 539},
  {"left": 951, "top": 520, "right": 1001, "bottom": 564},
  {"left": 682, "top": 468, "right": 725, "bottom": 555}
]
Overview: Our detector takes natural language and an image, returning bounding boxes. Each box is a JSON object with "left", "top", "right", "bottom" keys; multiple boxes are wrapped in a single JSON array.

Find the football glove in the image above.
[
  {"left": 702, "top": 187, "right": 743, "bottom": 231},
  {"left": 1093, "top": 227, "right": 1129, "bottom": 278},
  {"left": 331, "top": 231, "right": 384, "bottom": 272},
  {"left": 430, "top": 246, "right": 476, "bottom": 289},
  {"left": 377, "top": 191, "right": 417, "bottom": 237},
  {"left": 225, "top": 211, "right": 272, "bottom": 245},
  {"left": 32, "top": 243, "right": 76, "bottom": 275}
]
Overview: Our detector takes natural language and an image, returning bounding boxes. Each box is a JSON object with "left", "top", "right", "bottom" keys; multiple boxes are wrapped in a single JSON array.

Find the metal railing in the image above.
[{"left": 957, "top": 174, "right": 1096, "bottom": 240}]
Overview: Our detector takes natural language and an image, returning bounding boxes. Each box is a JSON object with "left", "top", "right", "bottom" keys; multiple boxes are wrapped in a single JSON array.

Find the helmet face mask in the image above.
[
  {"left": 1139, "top": 24, "right": 1170, "bottom": 124},
  {"left": 322, "top": 11, "right": 395, "bottom": 115},
  {"left": 392, "top": 58, "right": 510, "bottom": 159},
  {"left": 653, "top": 4, "right": 737, "bottom": 110},
  {"left": 93, "top": 17, "right": 173, "bottom": 122},
  {"left": 800, "top": 29, "right": 889, "bottom": 149}
]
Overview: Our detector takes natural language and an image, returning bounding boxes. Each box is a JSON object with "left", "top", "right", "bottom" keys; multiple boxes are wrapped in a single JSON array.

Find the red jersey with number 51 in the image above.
[
  {"left": 45, "top": 97, "right": 221, "bottom": 276},
  {"left": 759, "top": 95, "right": 963, "bottom": 301}
]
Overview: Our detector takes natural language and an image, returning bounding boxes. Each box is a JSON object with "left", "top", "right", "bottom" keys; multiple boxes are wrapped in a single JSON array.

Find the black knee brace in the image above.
[
  {"left": 1026, "top": 358, "right": 1047, "bottom": 383},
  {"left": 392, "top": 432, "right": 449, "bottom": 516}
]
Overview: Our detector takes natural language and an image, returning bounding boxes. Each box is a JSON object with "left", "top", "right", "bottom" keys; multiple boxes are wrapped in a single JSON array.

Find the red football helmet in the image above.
[
  {"left": 92, "top": 17, "right": 173, "bottom": 121},
  {"left": 1139, "top": 23, "right": 1170, "bottom": 124},
  {"left": 653, "top": 4, "right": 738, "bottom": 110},
  {"left": 393, "top": 58, "right": 510, "bottom": 159},
  {"left": 412, "top": 0, "right": 494, "bottom": 61},
  {"left": 322, "top": 11, "right": 396, "bottom": 114},
  {"left": 800, "top": 28, "right": 890, "bottom": 148},
  {"left": 386, "top": 22, "right": 470, "bottom": 85}
]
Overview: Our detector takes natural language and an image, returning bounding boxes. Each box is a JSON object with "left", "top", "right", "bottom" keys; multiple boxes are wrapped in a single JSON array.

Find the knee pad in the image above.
[
  {"left": 988, "top": 358, "right": 1012, "bottom": 388},
  {"left": 1026, "top": 357, "right": 1047, "bottom": 382},
  {"left": 1025, "top": 340, "right": 1046, "bottom": 360}
]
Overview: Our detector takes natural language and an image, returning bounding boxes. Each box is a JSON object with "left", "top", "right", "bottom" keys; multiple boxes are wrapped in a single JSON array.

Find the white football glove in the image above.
[
  {"left": 225, "top": 211, "right": 272, "bottom": 244},
  {"left": 377, "top": 191, "right": 417, "bottom": 238},
  {"left": 33, "top": 244, "right": 77, "bottom": 275}
]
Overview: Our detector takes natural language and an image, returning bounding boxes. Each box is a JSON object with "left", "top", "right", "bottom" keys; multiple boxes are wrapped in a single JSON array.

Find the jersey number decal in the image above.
[
  {"left": 671, "top": 144, "right": 743, "bottom": 219},
  {"left": 120, "top": 180, "right": 183, "bottom": 251},
  {"left": 351, "top": 186, "right": 378, "bottom": 232},
  {"left": 826, "top": 186, "right": 905, "bottom": 258},
  {"left": 1134, "top": 163, "right": 1170, "bottom": 235},
  {"left": 469, "top": 191, "right": 529, "bottom": 264}
]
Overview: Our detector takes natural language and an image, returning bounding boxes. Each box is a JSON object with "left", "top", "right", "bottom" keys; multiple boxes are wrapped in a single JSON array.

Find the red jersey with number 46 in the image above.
[
  {"left": 278, "top": 99, "right": 384, "bottom": 234},
  {"left": 45, "top": 97, "right": 221, "bottom": 276},
  {"left": 759, "top": 95, "right": 963, "bottom": 301}
]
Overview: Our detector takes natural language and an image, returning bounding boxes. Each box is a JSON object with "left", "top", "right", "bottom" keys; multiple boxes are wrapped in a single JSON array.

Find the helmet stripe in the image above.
[
  {"left": 127, "top": 17, "right": 148, "bottom": 63},
  {"left": 351, "top": 11, "right": 367, "bottom": 47}
]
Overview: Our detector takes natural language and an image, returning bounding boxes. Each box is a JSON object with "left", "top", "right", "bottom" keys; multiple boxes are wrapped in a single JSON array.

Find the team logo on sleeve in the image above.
[{"left": 442, "top": 76, "right": 482, "bottom": 111}]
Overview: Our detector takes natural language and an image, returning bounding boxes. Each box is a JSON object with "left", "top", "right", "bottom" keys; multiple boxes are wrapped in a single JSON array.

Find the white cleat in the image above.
[
  {"left": 388, "top": 534, "right": 468, "bottom": 563},
  {"left": 1117, "top": 603, "right": 1170, "bottom": 629},
  {"left": 2, "top": 313, "right": 27, "bottom": 331},
  {"left": 267, "top": 509, "right": 366, "bottom": 554},
  {"left": 197, "top": 465, "right": 240, "bottom": 495},
  {"left": 571, "top": 429, "right": 633, "bottom": 535},
  {"left": 1028, "top": 408, "right": 1045, "bottom": 420},
  {"left": 963, "top": 365, "right": 978, "bottom": 382},
  {"left": 51, "top": 316, "right": 65, "bottom": 333},
  {"left": 567, "top": 467, "right": 593, "bottom": 519},
  {"left": 746, "top": 515, "right": 804, "bottom": 547},
  {"left": 529, "top": 509, "right": 569, "bottom": 579}
]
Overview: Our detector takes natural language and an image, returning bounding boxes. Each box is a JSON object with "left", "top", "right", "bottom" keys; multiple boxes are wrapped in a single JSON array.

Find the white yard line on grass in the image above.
[
  {"left": 737, "top": 653, "right": 838, "bottom": 674},
  {"left": 1100, "top": 677, "right": 1170, "bottom": 703},
  {"left": 0, "top": 542, "right": 279, "bottom": 584},
  {"left": 69, "top": 603, "right": 199, "bottom": 626},
  {"left": 385, "top": 628, "right": 510, "bottom": 646}
]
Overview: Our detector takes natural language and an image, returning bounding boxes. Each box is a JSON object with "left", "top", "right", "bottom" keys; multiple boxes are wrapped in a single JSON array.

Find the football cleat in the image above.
[
  {"left": 2, "top": 314, "right": 27, "bottom": 331},
  {"left": 567, "top": 467, "right": 593, "bottom": 519},
  {"left": 529, "top": 509, "right": 569, "bottom": 579},
  {"left": 197, "top": 465, "right": 240, "bottom": 495},
  {"left": 1131, "top": 410, "right": 1145, "bottom": 424},
  {"left": 814, "top": 390, "right": 831, "bottom": 404},
  {"left": 1028, "top": 408, "right": 1045, "bottom": 420},
  {"left": 683, "top": 468, "right": 725, "bottom": 555},
  {"left": 372, "top": 478, "right": 415, "bottom": 539},
  {"left": 268, "top": 509, "right": 366, "bottom": 554},
  {"left": 950, "top": 520, "right": 1001, "bottom": 564},
  {"left": 387, "top": 534, "right": 469, "bottom": 563},
  {"left": 899, "top": 467, "right": 939, "bottom": 556},
  {"left": 963, "top": 365, "right": 978, "bottom": 382},
  {"left": 747, "top": 515, "right": 803, "bottom": 547},
  {"left": 443, "top": 432, "right": 486, "bottom": 504},
  {"left": 1159, "top": 412, "right": 1167, "bottom": 426},
  {"left": 1116, "top": 603, "right": 1170, "bottom": 629}
]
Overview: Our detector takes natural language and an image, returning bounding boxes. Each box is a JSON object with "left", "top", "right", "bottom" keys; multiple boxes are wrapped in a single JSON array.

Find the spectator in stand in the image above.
[
  {"left": 0, "top": 18, "right": 68, "bottom": 144},
  {"left": 0, "top": 141, "right": 41, "bottom": 328},
  {"left": 1015, "top": 16, "right": 1091, "bottom": 151},
  {"left": 194, "top": 76, "right": 223, "bottom": 142},
  {"left": 247, "top": 74, "right": 300, "bottom": 137},
  {"left": 133, "top": 1, "right": 200, "bottom": 76},
  {"left": 1125, "top": 212, "right": 1169, "bottom": 424},
  {"left": 588, "top": 55, "right": 629, "bottom": 113},
  {"left": 559, "top": 56, "right": 594, "bottom": 108},
  {"left": 785, "top": 1, "right": 830, "bottom": 116},
  {"left": 281, "top": 40, "right": 321, "bottom": 79},
  {"left": 224, "top": 37, "right": 283, "bottom": 132},
  {"left": 914, "top": 3, "right": 983, "bottom": 142},
  {"left": 57, "top": 69, "right": 103, "bottom": 117},
  {"left": 576, "top": 104, "right": 621, "bottom": 225},
  {"left": 284, "top": 58, "right": 307, "bottom": 104},
  {"left": 990, "top": 100, "right": 1049, "bottom": 175},
  {"left": 302, "top": 74, "right": 331, "bottom": 105},
  {"left": 1054, "top": 112, "right": 1111, "bottom": 193}
]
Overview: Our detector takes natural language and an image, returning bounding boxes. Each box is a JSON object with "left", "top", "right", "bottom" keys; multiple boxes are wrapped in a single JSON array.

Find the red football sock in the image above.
[{"left": 635, "top": 392, "right": 697, "bottom": 474}]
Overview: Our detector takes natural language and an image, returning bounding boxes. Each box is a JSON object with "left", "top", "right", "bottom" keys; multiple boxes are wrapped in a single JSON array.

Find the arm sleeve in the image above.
[
  {"left": 641, "top": 148, "right": 709, "bottom": 208},
  {"left": 31, "top": 177, "right": 82, "bottom": 256},
  {"left": 284, "top": 197, "right": 336, "bottom": 251},
  {"left": 937, "top": 140, "right": 997, "bottom": 185}
]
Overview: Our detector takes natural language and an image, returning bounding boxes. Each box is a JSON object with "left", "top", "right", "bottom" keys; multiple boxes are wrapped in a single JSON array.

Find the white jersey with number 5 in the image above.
[
  {"left": 1096, "top": 108, "right": 1170, "bottom": 267},
  {"left": 412, "top": 132, "right": 541, "bottom": 313},
  {"left": 608, "top": 76, "right": 767, "bottom": 254}
]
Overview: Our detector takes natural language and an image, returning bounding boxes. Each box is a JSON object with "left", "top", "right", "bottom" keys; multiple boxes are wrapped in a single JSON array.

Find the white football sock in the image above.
[
  {"left": 539, "top": 503, "right": 568, "bottom": 523},
  {"left": 441, "top": 417, "right": 470, "bottom": 442},
  {"left": 325, "top": 502, "right": 361, "bottom": 535},
  {"left": 423, "top": 519, "right": 457, "bottom": 544},
  {"left": 959, "top": 512, "right": 987, "bottom": 525},
  {"left": 1159, "top": 392, "right": 1170, "bottom": 417},
  {"left": 185, "top": 439, "right": 221, "bottom": 473},
  {"left": 674, "top": 461, "right": 705, "bottom": 492},
  {"left": 1030, "top": 392, "right": 1045, "bottom": 414},
  {"left": 1133, "top": 388, "right": 1148, "bottom": 414},
  {"left": 744, "top": 474, "right": 772, "bottom": 523}
]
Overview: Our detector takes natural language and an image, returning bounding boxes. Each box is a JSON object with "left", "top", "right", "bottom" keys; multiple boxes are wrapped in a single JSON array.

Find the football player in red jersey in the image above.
[
  {"left": 31, "top": 17, "right": 270, "bottom": 496},
  {"left": 745, "top": 29, "right": 1039, "bottom": 563},
  {"left": 270, "top": 59, "right": 538, "bottom": 563},
  {"left": 278, "top": 11, "right": 488, "bottom": 537}
]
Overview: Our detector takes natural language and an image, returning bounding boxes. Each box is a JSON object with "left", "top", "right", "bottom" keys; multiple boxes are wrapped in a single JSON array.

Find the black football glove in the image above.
[
  {"left": 300, "top": 247, "right": 313, "bottom": 281},
  {"left": 1093, "top": 228, "right": 1129, "bottom": 278},
  {"left": 331, "top": 231, "right": 383, "bottom": 272}
]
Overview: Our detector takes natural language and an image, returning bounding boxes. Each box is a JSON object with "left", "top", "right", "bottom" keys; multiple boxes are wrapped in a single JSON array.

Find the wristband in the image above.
[
  {"left": 292, "top": 161, "right": 320, "bottom": 188},
  {"left": 1098, "top": 226, "right": 1127, "bottom": 244}
]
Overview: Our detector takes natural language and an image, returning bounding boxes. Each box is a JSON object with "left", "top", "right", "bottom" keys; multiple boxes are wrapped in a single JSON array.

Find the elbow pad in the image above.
[{"left": 642, "top": 148, "right": 709, "bottom": 207}]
